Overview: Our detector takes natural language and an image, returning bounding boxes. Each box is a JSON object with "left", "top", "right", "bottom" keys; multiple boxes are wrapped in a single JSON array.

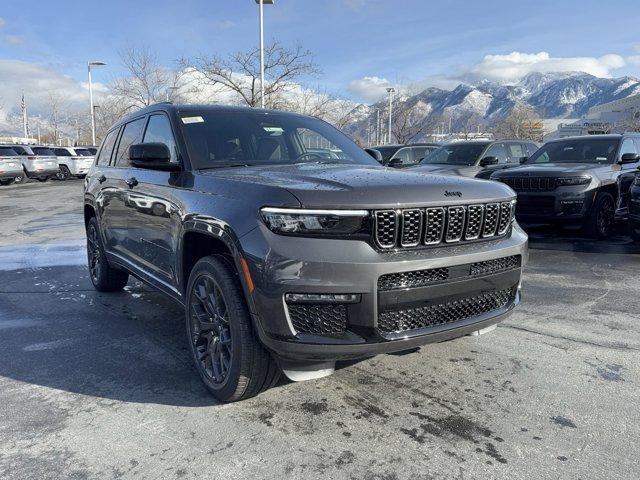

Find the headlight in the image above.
[
  {"left": 260, "top": 207, "right": 368, "bottom": 235},
  {"left": 556, "top": 176, "right": 591, "bottom": 186}
]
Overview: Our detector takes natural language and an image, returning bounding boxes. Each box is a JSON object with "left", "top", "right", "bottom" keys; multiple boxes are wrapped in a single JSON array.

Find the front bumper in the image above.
[
  {"left": 241, "top": 223, "right": 528, "bottom": 363},
  {"left": 512, "top": 187, "right": 596, "bottom": 224}
]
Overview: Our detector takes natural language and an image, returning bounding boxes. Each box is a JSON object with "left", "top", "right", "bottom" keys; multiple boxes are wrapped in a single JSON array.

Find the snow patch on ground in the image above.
[{"left": 0, "top": 241, "right": 87, "bottom": 271}]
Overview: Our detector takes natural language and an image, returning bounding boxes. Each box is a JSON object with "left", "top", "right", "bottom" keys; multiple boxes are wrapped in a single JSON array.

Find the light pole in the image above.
[
  {"left": 386, "top": 87, "right": 395, "bottom": 144},
  {"left": 88, "top": 61, "right": 106, "bottom": 146},
  {"left": 255, "top": 0, "right": 274, "bottom": 109},
  {"left": 166, "top": 86, "right": 179, "bottom": 102}
]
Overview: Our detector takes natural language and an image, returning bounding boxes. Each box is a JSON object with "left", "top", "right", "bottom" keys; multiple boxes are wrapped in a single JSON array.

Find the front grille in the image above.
[
  {"left": 470, "top": 255, "right": 521, "bottom": 277},
  {"left": 287, "top": 303, "right": 347, "bottom": 335},
  {"left": 378, "top": 268, "right": 449, "bottom": 291},
  {"left": 500, "top": 176, "right": 557, "bottom": 192},
  {"left": 516, "top": 195, "right": 555, "bottom": 215},
  {"left": 378, "top": 286, "right": 517, "bottom": 334},
  {"left": 373, "top": 201, "right": 515, "bottom": 249}
]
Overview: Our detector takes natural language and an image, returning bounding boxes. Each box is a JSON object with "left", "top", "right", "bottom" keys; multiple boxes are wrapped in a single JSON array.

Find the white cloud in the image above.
[
  {"left": 347, "top": 76, "right": 395, "bottom": 102},
  {"left": 344, "top": 0, "right": 367, "bottom": 10},
  {"left": 0, "top": 60, "right": 91, "bottom": 115},
  {"left": 3, "top": 34, "right": 25, "bottom": 46},
  {"left": 467, "top": 51, "right": 626, "bottom": 83}
]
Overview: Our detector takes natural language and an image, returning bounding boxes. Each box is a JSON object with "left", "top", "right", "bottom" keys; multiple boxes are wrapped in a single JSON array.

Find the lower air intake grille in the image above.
[
  {"left": 288, "top": 304, "right": 347, "bottom": 335},
  {"left": 470, "top": 255, "right": 521, "bottom": 277},
  {"left": 378, "top": 267, "right": 449, "bottom": 291},
  {"left": 378, "top": 287, "right": 517, "bottom": 334}
]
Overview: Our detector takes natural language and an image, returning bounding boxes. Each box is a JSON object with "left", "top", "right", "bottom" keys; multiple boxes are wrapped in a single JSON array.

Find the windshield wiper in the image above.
[{"left": 200, "top": 162, "right": 254, "bottom": 169}]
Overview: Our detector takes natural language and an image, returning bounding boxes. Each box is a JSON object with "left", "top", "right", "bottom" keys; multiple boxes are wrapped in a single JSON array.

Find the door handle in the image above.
[
  {"left": 125, "top": 177, "right": 139, "bottom": 188},
  {"left": 97, "top": 174, "right": 107, "bottom": 184}
]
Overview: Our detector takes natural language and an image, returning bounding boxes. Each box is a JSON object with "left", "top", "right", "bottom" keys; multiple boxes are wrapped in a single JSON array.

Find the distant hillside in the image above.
[{"left": 345, "top": 72, "right": 640, "bottom": 141}]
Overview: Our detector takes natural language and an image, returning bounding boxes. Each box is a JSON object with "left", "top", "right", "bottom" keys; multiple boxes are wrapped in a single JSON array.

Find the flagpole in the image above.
[{"left": 21, "top": 94, "right": 28, "bottom": 139}]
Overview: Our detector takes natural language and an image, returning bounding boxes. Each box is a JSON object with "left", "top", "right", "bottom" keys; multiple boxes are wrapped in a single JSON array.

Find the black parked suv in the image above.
[
  {"left": 84, "top": 104, "right": 527, "bottom": 402},
  {"left": 491, "top": 134, "right": 640, "bottom": 238},
  {"left": 414, "top": 140, "right": 539, "bottom": 179},
  {"left": 366, "top": 143, "right": 439, "bottom": 168},
  {"left": 628, "top": 170, "right": 640, "bottom": 241}
]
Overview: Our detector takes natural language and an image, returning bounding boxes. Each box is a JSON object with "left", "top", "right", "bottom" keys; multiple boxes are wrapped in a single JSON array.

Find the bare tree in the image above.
[
  {"left": 325, "top": 98, "right": 359, "bottom": 131},
  {"left": 111, "top": 46, "right": 187, "bottom": 110},
  {"left": 391, "top": 104, "right": 431, "bottom": 144},
  {"left": 186, "top": 42, "right": 320, "bottom": 108},
  {"left": 492, "top": 105, "right": 542, "bottom": 141},
  {"left": 46, "top": 92, "right": 69, "bottom": 144},
  {"left": 618, "top": 111, "right": 640, "bottom": 133}
]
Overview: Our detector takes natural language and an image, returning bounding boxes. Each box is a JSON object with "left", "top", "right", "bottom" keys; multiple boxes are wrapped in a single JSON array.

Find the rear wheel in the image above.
[
  {"left": 186, "top": 255, "right": 279, "bottom": 402},
  {"left": 86, "top": 217, "right": 129, "bottom": 292},
  {"left": 37, "top": 177, "right": 48, "bottom": 183},
  {"left": 0, "top": 179, "right": 13, "bottom": 186},
  {"left": 585, "top": 192, "right": 615, "bottom": 239},
  {"left": 56, "top": 165, "right": 71, "bottom": 181}
]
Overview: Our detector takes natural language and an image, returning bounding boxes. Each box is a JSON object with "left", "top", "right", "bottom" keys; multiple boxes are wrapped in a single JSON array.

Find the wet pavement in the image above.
[{"left": 0, "top": 181, "right": 639, "bottom": 479}]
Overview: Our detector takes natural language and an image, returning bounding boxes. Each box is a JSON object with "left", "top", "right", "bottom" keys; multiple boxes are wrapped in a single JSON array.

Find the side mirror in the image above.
[
  {"left": 620, "top": 153, "right": 640, "bottom": 164},
  {"left": 479, "top": 156, "right": 499, "bottom": 167},
  {"left": 129, "top": 143, "right": 180, "bottom": 171},
  {"left": 364, "top": 148, "right": 383, "bottom": 163},
  {"left": 519, "top": 156, "right": 529, "bottom": 164},
  {"left": 388, "top": 157, "right": 404, "bottom": 168}
]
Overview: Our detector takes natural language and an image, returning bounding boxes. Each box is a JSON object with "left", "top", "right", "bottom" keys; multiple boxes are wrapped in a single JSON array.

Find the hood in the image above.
[
  {"left": 492, "top": 162, "right": 604, "bottom": 177},
  {"left": 199, "top": 163, "right": 514, "bottom": 208},
  {"left": 412, "top": 164, "right": 481, "bottom": 178}
]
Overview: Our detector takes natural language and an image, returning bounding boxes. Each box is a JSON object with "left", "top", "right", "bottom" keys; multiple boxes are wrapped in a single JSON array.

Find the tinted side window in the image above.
[
  {"left": 114, "top": 117, "right": 147, "bottom": 167},
  {"left": 143, "top": 114, "right": 178, "bottom": 163},
  {"left": 96, "top": 129, "right": 119, "bottom": 166},
  {"left": 54, "top": 148, "right": 71, "bottom": 156},
  {"left": 392, "top": 147, "right": 413, "bottom": 165},
  {"left": 620, "top": 138, "right": 637, "bottom": 157},
  {"left": 525, "top": 143, "right": 538, "bottom": 157},
  {"left": 483, "top": 143, "right": 509, "bottom": 164},
  {"left": 505, "top": 143, "right": 524, "bottom": 162}
]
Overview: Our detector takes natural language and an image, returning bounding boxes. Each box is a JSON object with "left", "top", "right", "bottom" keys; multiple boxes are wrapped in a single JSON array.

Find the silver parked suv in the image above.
[
  {"left": 0, "top": 146, "right": 25, "bottom": 185},
  {"left": 53, "top": 147, "right": 96, "bottom": 180},
  {"left": 84, "top": 104, "right": 528, "bottom": 402},
  {"left": 8, "top": 145, "right": 59, "bottom": 182}
]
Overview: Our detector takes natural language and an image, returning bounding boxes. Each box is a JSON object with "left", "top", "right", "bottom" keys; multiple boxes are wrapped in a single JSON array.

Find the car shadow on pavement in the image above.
[
  {"left": 0, "top": 265, "right": 283, "bottom": 407},
  {"left": 524, "top": 224, "right": 640, "bottom": 255}
]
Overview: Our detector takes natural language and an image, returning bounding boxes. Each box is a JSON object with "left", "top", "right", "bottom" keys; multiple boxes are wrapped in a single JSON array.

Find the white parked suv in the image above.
[
  {"left": 53, "top": 147, "right": 96, "bottom": 180},
  {"left": 0, "top": 146, "right": 25, "bottom": 185},
  {"left": 3, "top": 145, "right": 59, "bottom": 182}
]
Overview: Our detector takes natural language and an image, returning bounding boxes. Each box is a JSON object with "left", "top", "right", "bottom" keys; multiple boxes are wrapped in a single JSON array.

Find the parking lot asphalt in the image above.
[{"left": 0, "top": 181, "right": 639, "bottom": 480}]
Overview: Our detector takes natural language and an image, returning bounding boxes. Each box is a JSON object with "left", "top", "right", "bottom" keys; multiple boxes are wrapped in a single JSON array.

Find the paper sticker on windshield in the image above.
[
  {"left": 263, "top": 126, "right": 283, "bottom": 134},
  {"left": 181, "top": 116, "right": 204, "bottom": 124}
]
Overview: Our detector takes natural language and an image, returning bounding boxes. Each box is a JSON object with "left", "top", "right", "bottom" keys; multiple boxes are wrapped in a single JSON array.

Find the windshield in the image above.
[
  {"left": 373, "top": 146, "right": 401, "bottom": 162},
  {"left": 420, "top": 143, "right": 488, "bottom": 166},
  {"left": 32, "top": 147, "right": 56, "bottom": 156},
  {"left": 527, "top": 138, "right": 619, "bottom": 164},
  {"left": 0, "top": 147, "right": 18, "bottom": 156},
  {"left": 180, "top": 110, "right": 378, "bottom": 169},
  {"left": 74, "top": 148, "right": 93, "bottom": 156}
]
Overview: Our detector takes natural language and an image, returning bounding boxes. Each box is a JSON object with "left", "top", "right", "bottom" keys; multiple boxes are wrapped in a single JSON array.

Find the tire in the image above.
[
  {"left": 37, "top": 177, "right": 48, "bottom": 183},
  {"left": 56, "top": 165, "right": 71, "bottom": 181},
  {"left": 585, "top": 192, "right": 615, "bottom": 239},
  {"left": 0, "top": 179, "right": 13, "bottom": 186},
  {"left": 630, "top": 221, "right": 640, "bottom": 242},
  {"left": 86, "top": 217, "right": 129, "bottom": 292},
  {"left": 185, "top": 255, "right": 280, "bottom": 402}
]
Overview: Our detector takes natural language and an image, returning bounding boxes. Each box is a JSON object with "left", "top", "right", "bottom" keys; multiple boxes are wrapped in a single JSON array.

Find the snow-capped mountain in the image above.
[{"left": 345, "top": 72, "right": 640, "bottom": 141}]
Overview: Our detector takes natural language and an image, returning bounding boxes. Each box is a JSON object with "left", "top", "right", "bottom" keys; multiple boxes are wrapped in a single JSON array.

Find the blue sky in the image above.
[{"left": 1, "top": 0, "right": 640, "bottom": 110}]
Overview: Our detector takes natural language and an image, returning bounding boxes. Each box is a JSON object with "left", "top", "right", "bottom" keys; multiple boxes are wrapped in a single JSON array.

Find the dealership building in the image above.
[{"left": 547, "top": 93, "right": 640, "bottom": 140}]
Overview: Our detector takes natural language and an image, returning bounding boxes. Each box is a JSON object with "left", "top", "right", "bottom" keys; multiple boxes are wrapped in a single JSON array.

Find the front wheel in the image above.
[
  {"left": 0, "top": 179, "right": 13, "bottom": 186},
  {"left": 56, "top": 165, "right": 71, "bottom": 181},
  {"left": 186, "top": 255, "right": 279, "bottom": 402},
  {"left": 585, "top": 192, "right": 615, "bottom": 239}
]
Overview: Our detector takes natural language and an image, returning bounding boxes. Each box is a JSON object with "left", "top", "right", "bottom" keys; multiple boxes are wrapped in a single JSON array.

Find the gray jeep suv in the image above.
[
  {"left": 491, "top": 134, "right": 640, "bottom": 238},
  {"left": 84, "top": 104, "right": 528, "bottom": 402}
]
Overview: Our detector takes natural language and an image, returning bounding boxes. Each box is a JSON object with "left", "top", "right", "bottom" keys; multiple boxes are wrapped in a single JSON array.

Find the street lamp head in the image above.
[
  {"left": 386, "top": 87, "right": 396, "bottom": 93},
  {"left": 88, "top": 61, "right": 106, "bottom": 67},
  {"left": 254, "top": 0, "right": 274, "bottom": 3}
]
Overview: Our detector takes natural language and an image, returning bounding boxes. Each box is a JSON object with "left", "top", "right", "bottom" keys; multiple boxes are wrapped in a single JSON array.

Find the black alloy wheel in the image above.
[{"left": 188, "top": 274, "right": 233, "bottom": 386}]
